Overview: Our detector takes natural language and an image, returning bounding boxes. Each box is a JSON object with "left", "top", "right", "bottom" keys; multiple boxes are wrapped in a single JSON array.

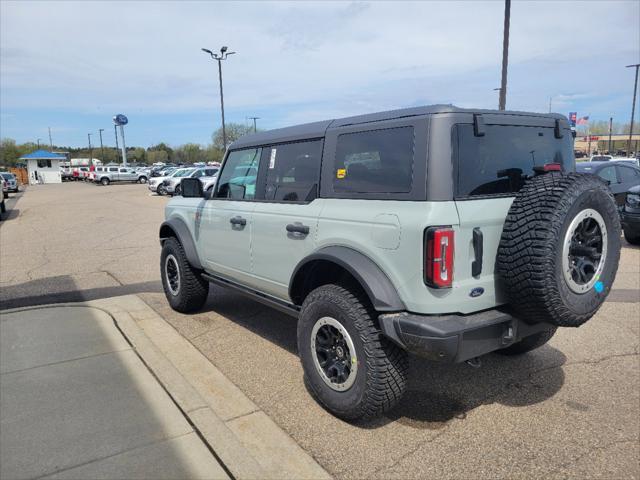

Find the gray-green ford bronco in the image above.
[{"left": 159, "top": 105, "right": 621, "bottom": 420}]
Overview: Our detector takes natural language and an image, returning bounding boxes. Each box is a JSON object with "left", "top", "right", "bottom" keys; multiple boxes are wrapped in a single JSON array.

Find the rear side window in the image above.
[
  {"left": 454, "top": 124, "right": 574, "bottom": 197},
  {"left": 109, "top": 167, "right": 118, "bottom": 172},
  {"left": 215, "top": 148, "right": 261, "bottom": 200},
  {"left": 264, "top": 140, "right": 323, "bottom": 202},
  {"left": 333, "top": 127, "right": 414, "bottom": 193}
]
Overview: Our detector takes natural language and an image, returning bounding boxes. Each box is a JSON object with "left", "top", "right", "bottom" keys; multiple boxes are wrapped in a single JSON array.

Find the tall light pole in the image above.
[
  {"left": 88, "top": 133, "right": 93, "bottom": 166},
  {"left": 247, "top": 116, "right": 260, "bottom": 132},
  {"left": 99, "top": 128, "right": 105, "bottom": 162},
  {"left": 498, "top": 0, "right": 511, "bottom": 110},
  {"left": 48, "top": 127, "right": 53, "bottom": 149},
  {"left": 37, "top": 138, "right": 41, "bottom": 149},
  {"left": 202, "top": 46, "right": 236, "bottom": 149},
  {"left": 626, "top": 63, "right": 640, "bottom": 157}
]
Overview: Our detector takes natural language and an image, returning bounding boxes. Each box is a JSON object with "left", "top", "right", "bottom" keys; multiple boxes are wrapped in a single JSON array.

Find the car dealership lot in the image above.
[{"left": 1, "top": 182, "right": 638, "bottom": 479}]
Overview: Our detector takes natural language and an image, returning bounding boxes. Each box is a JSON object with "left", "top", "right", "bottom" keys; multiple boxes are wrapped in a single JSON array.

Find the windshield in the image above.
[{"left": 173, "top": 168, "right": 195, "bottom": 178}]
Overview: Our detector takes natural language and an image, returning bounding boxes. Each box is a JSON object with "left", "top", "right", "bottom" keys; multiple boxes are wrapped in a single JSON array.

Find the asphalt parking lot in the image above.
[{"left": 1, "top": 182, "right": 639, "bottom": 479}]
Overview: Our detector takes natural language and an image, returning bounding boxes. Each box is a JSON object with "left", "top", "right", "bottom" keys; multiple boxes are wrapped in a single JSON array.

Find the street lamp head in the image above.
[
  {"left": 201, "top": 48, "right": 213, "bottom": 55},
  {"left": 220, "top": 46, "right": 228, "bottom": 53},
  {"left": 226, "top": 51, "right": 236, "bottom": 56}
]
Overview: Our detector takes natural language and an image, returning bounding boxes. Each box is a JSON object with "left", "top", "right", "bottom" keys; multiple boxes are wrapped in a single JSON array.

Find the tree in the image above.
[
  {"left": 148, "top": 142, "right": 174, "bottom": 161},
  {"left": 0, "top": 138, "right": 21, "bottom": 167},
  {"left": 211, "top": 123, "right": 254, "bottom": 150},
  {"left": 146, "top": 150, "right": 169, "bottom": 164}
]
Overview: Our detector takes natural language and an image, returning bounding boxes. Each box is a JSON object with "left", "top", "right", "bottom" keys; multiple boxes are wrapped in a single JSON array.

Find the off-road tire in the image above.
[
  {"left": 497, "top": 327, "right": 557, "bottom": 356},
  {"left": 160, "top": 237, "right": 209, "bottom": 313},
  {"left": 100, "top": 177, "right": 110, "bottom": 186},
  {"left": 623, "top": 227, "right": 640, "bottom": 246},
  {"left": 497, "top": 172, "right": 621, "bottom": 327},
  {"left": 298, "top": 284, "right": 408, "bottom": 421}
]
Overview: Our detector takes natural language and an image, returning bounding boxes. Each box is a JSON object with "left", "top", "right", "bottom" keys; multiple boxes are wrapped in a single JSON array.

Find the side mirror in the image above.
[{"left": 181, "top": 178, "right": 204, "bottom": 198}]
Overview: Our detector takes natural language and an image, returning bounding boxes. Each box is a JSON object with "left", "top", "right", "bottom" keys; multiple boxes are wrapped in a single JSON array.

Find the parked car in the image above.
[
  {"left": 164, "top": 167, "right": 219, "bottom": 196},
  {"left": 158, "top": 105, "right": 622, "bottom": 421},
  {"left": 0, "top": 172, "right": 18, "bottom": 194},
  {"left": 621, "top": 185, "right": 640, "bottom": 245},
  {"left": 575, "top": 161, "right": 640, "bottom": 207},
  {"left": 148, "top": 168, "right": 178, "bottom": 194},
  {"left": 590, "top": 154, "right": 612, "bottom": 162},
  {"left": 611, "top": 157, "right": 640, "bottom": 168},
  {"left": 94, "top": 166, "right": 149, "bottom": 185},
  {"left": 1, "top": 178, "right": 7, "bottom": 211}
]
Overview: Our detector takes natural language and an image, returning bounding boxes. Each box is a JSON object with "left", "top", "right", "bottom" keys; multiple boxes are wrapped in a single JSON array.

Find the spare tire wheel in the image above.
[{"left": 497, "top": 172, "right": 621, "bottom": 327}]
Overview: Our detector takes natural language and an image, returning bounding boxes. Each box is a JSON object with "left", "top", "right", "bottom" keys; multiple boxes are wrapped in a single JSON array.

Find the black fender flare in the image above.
[
  {"left": 289, "top": 246, "right": 405, "bottom": 312},
  {"left": 159, "top": 217, "right": 203, "bottom": 270}
]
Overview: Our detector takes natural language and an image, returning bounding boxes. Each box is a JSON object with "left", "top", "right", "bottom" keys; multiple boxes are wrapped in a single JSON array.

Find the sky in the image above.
[{"left": 1, "top": 0, "right": 639, "bottom": 148}]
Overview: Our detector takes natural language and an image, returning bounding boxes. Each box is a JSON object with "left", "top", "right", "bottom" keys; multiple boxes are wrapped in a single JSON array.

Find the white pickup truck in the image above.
[{"left": 93, "top": 166, "right": 148, "bottom": 185}]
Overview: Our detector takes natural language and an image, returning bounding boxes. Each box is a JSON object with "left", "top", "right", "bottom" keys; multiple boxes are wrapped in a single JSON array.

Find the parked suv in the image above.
[
  {"left": 163, "top": 167, "right": 219, "bottom": 196},
  {"left": 94, "top": 166, "right": 148, "bottom": 185},
  {"left": 0, "top": 172, "right": 18, "bottom": 195},
  {"left": 158, "top": 105, "right": 621, "bottom": 420}
]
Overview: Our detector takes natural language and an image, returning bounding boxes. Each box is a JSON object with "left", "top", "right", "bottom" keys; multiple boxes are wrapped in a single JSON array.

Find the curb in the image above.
[{"left": 3, "top": 296, "right": 331, "bottom": 480}]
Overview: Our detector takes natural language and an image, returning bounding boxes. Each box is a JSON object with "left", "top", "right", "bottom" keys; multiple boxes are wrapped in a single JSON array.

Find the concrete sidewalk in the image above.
[
  {"left": 1, "top": 297, "right": 330, "bottom": 480},
  {"left": 0, "top": 304, "right": 229, "bottom": 480}
]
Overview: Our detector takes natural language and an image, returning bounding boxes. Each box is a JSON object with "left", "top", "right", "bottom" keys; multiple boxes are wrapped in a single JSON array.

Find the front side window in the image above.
[
  {"left": 264, "top": 140, "right": 322, "bottom": 202},
  {"left": 618, "top": 166, "right": 640, "bottom": 182},
  {"left": 215, "top": 148, "right": 261, "bottom": 200},
  {"left": 597, "top": 166, "right": 618, "bottom": 184},
  {"left": 333, "top": 127, "right": 414, "bottom": 193},
  {"left": 454, "top": 124, "right": 574, "bottom": 197}
]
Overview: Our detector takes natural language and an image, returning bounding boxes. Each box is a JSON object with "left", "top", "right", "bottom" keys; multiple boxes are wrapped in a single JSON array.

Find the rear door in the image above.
[
  {"left": 198, "top": 148, "right": 261, "bottom": 287},
  {"left": 452, "top": 118, "right": 574, "bottom": 303},
  {"left": 250, "top": 139, "right": 324, "bottom": 299}
]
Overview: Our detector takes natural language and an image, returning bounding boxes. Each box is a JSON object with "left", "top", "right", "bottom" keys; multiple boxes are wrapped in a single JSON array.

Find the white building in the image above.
[{"left": 20, "top": 150, "right": 65, "bottom": 185}]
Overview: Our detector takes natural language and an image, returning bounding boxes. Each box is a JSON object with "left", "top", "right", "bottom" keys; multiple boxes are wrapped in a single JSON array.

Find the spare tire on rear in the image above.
[{"left": 497, "top": 172, "right": 621, "bottom": 328}]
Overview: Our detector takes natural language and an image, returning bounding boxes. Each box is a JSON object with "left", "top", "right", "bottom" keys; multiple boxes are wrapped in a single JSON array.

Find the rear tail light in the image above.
[{"left": 425, "top": 227, "right": 454, "bottom": 288}]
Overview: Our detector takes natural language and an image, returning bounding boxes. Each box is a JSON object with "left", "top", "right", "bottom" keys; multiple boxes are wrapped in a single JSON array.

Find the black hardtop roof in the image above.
[{"left": 230, "top": 104, "right": 567, "bottom": 150}]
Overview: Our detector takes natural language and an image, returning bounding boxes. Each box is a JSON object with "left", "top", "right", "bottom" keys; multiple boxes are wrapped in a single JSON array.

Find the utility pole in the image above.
[
  {"left": 37, "top": 138, "right": 41, "bottom": 149},
  {"left": 202, "top": 46, "right": 236, "bottom": 149},
  {"left": 48, "top": 127, "right": 53, "bottom": 149},
  {"left": 248, "top": 116, "right": 260, "bottom": 132},
  {"left": 114, "top": 125, "right": 120, "bottom": 163},
  {"left": 99, "top": 129, "right": 105, "bottom": 162},
  {"left": 498, "top": 0, "right": 511, "bottom": 110},
  {"left": 626, "top": 63, "right": 640, "bottom": 157},
  {"left": 608, "top": 117, "right": 613, "bottom": 154},
  {"left": 88, "top": 133, "right": 93, "bottom": 167},
  {"left": 548, "top": 96, "right": 553, "bottom": 113}
]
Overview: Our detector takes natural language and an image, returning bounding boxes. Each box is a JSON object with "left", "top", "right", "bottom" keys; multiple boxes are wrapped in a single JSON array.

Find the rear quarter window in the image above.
[
  {"left": 333, "top": 127, "right": 414, "bottom": 194},
  {"left": 454, "top": 124, "right": 574, "bottom": 198}
]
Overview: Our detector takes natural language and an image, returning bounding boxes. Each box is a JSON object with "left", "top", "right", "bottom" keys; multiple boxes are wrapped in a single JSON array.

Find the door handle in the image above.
[
  {"left": 230, "top": 216, "right": 246, "bottom": 226},
  {"left": 286, "top": 223, "right": 310, "bottom": 235}
]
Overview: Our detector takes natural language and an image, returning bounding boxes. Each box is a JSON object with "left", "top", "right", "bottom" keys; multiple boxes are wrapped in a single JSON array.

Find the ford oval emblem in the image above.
[{"left": 470, "top": 287, "right": 484, "bottom": 298}]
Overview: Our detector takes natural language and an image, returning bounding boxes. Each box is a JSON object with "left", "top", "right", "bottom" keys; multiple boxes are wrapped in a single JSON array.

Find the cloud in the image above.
[{"left": 1, "top": 0, "right": 638, "bottom": 146}]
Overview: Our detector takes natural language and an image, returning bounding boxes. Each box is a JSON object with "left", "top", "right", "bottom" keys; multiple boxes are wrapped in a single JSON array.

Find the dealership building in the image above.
[
  {"left": 574, "top": 133, "right": 640, "bottom": 155},
  {"left": 20, "top": 150, "right": 66, "bottom": 185}
]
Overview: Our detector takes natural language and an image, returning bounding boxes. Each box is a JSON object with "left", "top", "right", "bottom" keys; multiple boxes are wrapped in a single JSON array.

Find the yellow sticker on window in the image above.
[{"left": 336, "top": 168, "right": 346, "bottom": 179}]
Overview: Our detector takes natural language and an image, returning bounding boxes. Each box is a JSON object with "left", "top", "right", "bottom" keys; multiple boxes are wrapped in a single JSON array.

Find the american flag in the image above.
[{"left": 576, "top": 116, "right": 590, "bottom": 125}]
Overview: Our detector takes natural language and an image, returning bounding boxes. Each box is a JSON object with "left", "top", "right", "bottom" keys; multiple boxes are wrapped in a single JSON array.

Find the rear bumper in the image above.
[{"left": 379, "top": 309, "right": 553, "bottom": 363}]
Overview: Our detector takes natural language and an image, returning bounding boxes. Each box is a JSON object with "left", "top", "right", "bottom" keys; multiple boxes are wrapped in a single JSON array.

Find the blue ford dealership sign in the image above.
[{"left": 113, "top": 114, "right": 128, "bottom": 126}]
